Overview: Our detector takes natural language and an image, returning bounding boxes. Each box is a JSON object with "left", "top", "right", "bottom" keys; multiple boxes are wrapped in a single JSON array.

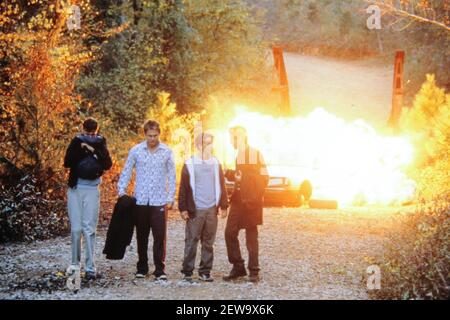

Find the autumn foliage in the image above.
[
  {"left": 0, "top": 0, "right": 266, "bottom": 242},
  {"left": 0, "top": 0, "right": 107, "bottom": 242},
  {"left": 373, "top": 75, "right": 450, "bottom": 300}
]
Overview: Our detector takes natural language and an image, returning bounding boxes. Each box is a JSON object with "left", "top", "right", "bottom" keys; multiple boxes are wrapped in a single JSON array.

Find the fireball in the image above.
[{"left": 211, "top": 106, "right": 416, "bottom": 206}]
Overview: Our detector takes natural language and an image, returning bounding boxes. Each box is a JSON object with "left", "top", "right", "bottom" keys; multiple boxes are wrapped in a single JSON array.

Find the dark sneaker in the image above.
[
  {"left": 248, "top": 273, "right": 260, "bottom": 283},
  {"left": 155, "top": 274, "right": 168, "bottom": 281},
  {"left": 135, "top": 272, "right": 147, "bottom": 279},
  {"left": 85, "top": 271, "right": 97, "bottom": 281},
  {"left": 223, "top": 267, "right": 247, "bottom": 281},
  {"left": 199, "top": 274, "right": 214, "bottom": 282}
]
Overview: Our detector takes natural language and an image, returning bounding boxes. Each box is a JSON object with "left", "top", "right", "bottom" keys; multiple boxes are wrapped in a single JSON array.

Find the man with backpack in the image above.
[{"left": 64, "top": 117, "right": 112, "bottom": 280}]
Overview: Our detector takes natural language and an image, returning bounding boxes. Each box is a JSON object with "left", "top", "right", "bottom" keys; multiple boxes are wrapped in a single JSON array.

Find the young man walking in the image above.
[
  {"left": 64, "top": 117, "right": 113, "bottom": 280},
  {"left": 118, "top": 120, "right": 176, "bottom": 281},
  {"left": 178, "top": 133, "right": 228, "bottom": 282},
  {"left": 224, "top": 126, "right": 269, "bottom": 283}
]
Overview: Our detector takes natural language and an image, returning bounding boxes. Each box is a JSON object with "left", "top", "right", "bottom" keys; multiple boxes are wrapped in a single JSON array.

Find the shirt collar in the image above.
[{"left": 141, "top": 141, "right": 167, "bottom": 152}]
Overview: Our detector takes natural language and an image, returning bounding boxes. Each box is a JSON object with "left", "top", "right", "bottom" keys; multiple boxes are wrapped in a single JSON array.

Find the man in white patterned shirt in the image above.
[{"left": 118, "top": 120, "right": 176, "bottom": 280}]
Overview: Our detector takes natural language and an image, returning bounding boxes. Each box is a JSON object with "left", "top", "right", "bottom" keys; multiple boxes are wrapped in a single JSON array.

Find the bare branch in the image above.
[{"left": 366, "top": 0, "right": 450, "bottom": 32}]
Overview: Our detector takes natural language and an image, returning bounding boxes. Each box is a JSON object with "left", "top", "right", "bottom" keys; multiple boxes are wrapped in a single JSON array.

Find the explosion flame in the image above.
[{"left": 211, "top": 106, "right": 416, "bottom": 206}]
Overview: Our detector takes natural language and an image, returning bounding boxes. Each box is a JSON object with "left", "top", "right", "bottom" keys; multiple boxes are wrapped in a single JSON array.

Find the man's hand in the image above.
[
  {"left": 219, "top": 208, "right": 228, "bottom": 219},
  {"left": 81, "top": 143, "right": 95, "bottom": 153},
  {"left": 235, "top": 170, "right": 242, "bottom": 182},
  {"left": 180, "top": 211, "right": 189, "bottom": 221},
  {"left": 166, "top": 202, "right": 174, "bottom": 210},
  {"left": 225, "top": 169, "right": 235, "bottom": 181}
]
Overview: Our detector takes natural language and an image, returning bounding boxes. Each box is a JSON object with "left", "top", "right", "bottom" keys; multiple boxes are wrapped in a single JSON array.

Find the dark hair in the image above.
[
  {"left": 195, "top": 132, "right": 214, "bottom": 149},
  {"left": 143, "top": 120, "right": 161, "bottom": 134},
  {"left": 83, "top": 117, "right": 98, "bottom": 133}
]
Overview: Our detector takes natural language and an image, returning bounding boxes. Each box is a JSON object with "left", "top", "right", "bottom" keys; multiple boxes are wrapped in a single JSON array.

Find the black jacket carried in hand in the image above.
[
  {"left": 63, "top": 134, "right": 113, "bottom": 188},
  {"left": 103, "top": 195, "right": 136, "bottom": 260}
]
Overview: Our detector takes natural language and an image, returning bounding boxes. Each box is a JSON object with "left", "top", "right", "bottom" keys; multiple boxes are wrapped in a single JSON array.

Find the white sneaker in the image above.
[
  {"left": 182, "top": 274, "right": 193, "bottom": 282},
  {"left": 198, "top": 274, "right": 214, "bottom": 282},
  {"left": 66, "top": 265, "right": 80, "bottom": 276},
  {"left": 155, "top": 274, "right": 168, "bottom": 281},
  {"left": 135, "top": 272, "right": 147, "bottom": 279}
]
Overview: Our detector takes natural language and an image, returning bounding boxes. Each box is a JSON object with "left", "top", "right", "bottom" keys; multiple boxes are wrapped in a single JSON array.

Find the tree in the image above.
[
  {"left": 79, "top": 0, "right": 267, "bottom": 130},
  {"left": 0, "top": 0, "right": 113, "bottom": 242},
  {"left": 183, "top": 0, "right": 266, "bottom": 104},
  {"left": 365, "top": 0, "right": 450, "bottom": 32},
  {"left": 376, "top": 76, "right": 449, "bottom": 300},
  {"left": 0, "top": 0, "right": 109, "bottom": 178},
  {"left": 77, "top": 0, "right": 196, "bottom": 130}
]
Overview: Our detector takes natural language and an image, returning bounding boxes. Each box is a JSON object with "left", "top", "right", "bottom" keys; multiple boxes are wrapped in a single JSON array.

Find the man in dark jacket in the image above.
[
  {"left": 178, "top": 133, "right": 228, "bottom": 282},
  {"left": 63, "top": 118, "right": 112, "bottom": 280},
  {"left": 224, "top": 126, "right": 269, "bottom": 283}
]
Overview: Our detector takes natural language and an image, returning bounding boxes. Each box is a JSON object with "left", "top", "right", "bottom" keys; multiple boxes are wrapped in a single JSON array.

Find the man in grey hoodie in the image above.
[{"left": 178, "top": 132, "right": 228, "bottom": 282}]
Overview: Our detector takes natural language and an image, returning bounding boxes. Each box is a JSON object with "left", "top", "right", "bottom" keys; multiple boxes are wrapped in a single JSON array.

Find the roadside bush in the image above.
[
  {"left": 374, "top": 197, "right": 449, "bottom": 299},
  {"left": 0, "top": 174, "right": 68, "bottom": 243},
  {"left": 373, "top": 75, "right": 450, "bottom": 300}
]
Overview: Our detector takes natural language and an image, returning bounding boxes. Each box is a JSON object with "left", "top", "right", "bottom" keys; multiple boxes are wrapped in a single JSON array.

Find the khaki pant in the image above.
[
  {"left": 181, "top": 206, "right": 218, "bottom": 276},
  {"left": 67, "top": 186, "right": 100, "bottom": 273}
]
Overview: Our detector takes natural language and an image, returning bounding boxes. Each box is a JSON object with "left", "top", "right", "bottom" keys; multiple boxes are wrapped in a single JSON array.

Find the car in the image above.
[{"left": 225, "top": 172, "right": 312, "bottom": 207}]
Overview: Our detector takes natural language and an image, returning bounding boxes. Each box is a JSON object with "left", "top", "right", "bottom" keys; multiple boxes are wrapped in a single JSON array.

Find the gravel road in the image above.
[{"left": 0, "top": 206, "right": 408, "bottom": 300}]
